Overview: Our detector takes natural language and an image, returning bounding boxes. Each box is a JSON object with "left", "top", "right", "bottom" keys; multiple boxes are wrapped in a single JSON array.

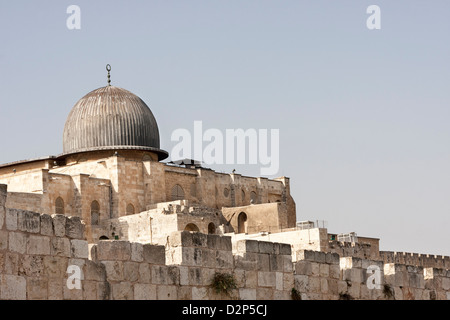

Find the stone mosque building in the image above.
[
  {"left": 1, "top": 67, "right": 449, "bottom": 300},
  {"left": 0, "top": 68, "right": 296, "bottom": 245}
]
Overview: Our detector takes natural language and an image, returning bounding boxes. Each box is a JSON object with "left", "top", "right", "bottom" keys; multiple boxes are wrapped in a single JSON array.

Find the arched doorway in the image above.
[
  {"left": 184, "top": 223, "right": 200, "bottom": 232},
  {"left": 55, "top": 197, "right": 65, "bottom": 215},
  {"left": 208, "top": 222, "right": 216, "bottom": 234},
  {"left": 91, "top": 200, "right": 100, "bottom": 225},
  {"left": 238, "top": 212, "right": 247, "bottom": 234}
]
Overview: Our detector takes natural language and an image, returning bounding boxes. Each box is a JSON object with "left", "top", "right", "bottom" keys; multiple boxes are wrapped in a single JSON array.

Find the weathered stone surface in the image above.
[
  {"left": 131, "top": 242, "right": 143, "bottom": 262},
  {"left": 71, "top": 240, "right": 89, "bottom": 259},
  {"left": 124, "top": 262, "right": 139, "bottom": 282},
  {"left": 51, "top": 214, "right": 66, "bottom": 237},
  {"left": 258, "top": 271, "right": 276, "bottom": 288},
  {"left": 206, "top": 234, "right": 232, "bottom": 251},
  {"left": 65, "top": 216, "right": 85, "bottom": 239},
  {"left": 258, "top": 241, "right": 274, "bottom": 254},
  {"left": 83, "top": 281, "right": 98, "bottom": 300},
  {"left": 85, "top": 260, "right": 106, "bottom": 281},
  {"left": 17, "top": 211, "right": 41, "bottom": 233},
  {"left": 40, "top": 214, "right": 53, "bottom": 236},
  {"left": 43, "top": 256, "right": 68, "bottom": 278},
  {"left": 102, "top": 261, "right": 123, "bottom": 281},
  {"left": 112, "top": 281, "right": 133, "bottom": 300},
  {"left": 239, "top": 288, "right": 256, "bottom": 300},
  {"left": 143, "top": 244, "right": 165, "bottom": 264},
  {"left": 151, "top": 265, "right": 168, "bottom": 285},
  {"left": 51, "top": 237, "right": 71, "bottom": 257},
  {"left": 236, "top": 240, "right": 259, "bottom": 253},
  {"left": 134, "top": 283, "right": 156, "bottom": 300},
  {"left": 27, "top": 277, "right": 48, "bottom": 299},
  {"left": 6, "top": 209, "right": 18, "bottom": 231},
  {"left": 0, "top": 230, "right": 8, "bottom": 251},
  {"left": 157, "top": 285, "right": 177, "bottom": 300},
  {"left": 138, "top": 263, "right": 151, "bottom": 283},
  {"left": 27, "top": 235, "right": 50, "bottom": 255},
  {"left": 279, "top": 243, "right": 292, "bottom": 255},
  {"left": 97, "top": 241, "right": 131, "bottom": 261},
  {"left": 0, "top": 274, "right": 26, "bottom": 300},
  {"left": 48, "top": 279, "right": 63, "bottom": 300}
]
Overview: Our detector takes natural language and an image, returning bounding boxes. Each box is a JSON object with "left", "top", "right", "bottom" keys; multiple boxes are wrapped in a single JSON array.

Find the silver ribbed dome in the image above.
[{"left": 63, "top": 85, "right": 168, "bottom": 160}]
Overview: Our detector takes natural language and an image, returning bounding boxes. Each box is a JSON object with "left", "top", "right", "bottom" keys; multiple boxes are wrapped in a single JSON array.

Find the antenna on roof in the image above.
[{"left": 106, "top": 64, "right": 111, "bottom": 86}]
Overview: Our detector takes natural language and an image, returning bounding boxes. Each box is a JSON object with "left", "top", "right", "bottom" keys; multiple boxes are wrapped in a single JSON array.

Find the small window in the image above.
[
  {"left": 126, "top": 203, "right": 135, "bottom": 215},
  {"left": 223, "top": 188, "right": 229, "bottom": 197},
  {"left": 238, "top": 212, "right": 248, "bottom": 234},
  {"left": 250, "top": 191, "right": 257, "bottom": 204},
  {"left": 55, "top": 197, "right": 64, "bottom": 215},
  {"left": 91, "top": 200, "right": 100, "bottom": 225},
  {"left": 171, "top": 184, "right": 185, "bottom": 201},
  {"left": 208, "top": 222, "right": 216, "bottom": 234},
  {"left": 241, "top": 189, "right": 245, "bottom": 202}
]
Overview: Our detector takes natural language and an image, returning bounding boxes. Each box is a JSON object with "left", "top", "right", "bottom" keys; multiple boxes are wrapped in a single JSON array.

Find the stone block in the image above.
[
  {"left": 51, "top": 237, "right": 71, "bottom": 257},
  {"left": 192, "top": 286, "right": 208, "bottom": 300},
  {"left": 295, "top": 260, "right": 312, "bottom": 275},
  {"left": 151, "top": 265, "right": 168, "bottom": 285},
  {"left": 131, "top": 242, "right": 143, "bottom": 262},
  {"left": 8, "top": 231, "right": 27, "bottom": 254},
  {"left": 27, "top": 235, "right": 50, "bottom": 255},
  {"left": 310, "top": 262, "right": 320, "bottom": 277},
  {"left": 134, "top": 283, "right": 156, "bottom": 300},
  {"left": 294, "top": 274, "right": 309, "bottom": 292},
  {"left": 326, "top": 252, "right": 340, "bottom": 265},
  {"left": 319, "top": 264, "right": 330, "bottom": 278},
  {"left": 177, "top": 286, "right": 192, "bottom": 300},
  {"left": 347, "top": 281, "right": 360, "bottom": 298},
  {"left": 328, "top": 279, "right": 338, "bottom": 295},
  {"left": 279, "top": 243, "right": 292, "bottom": 255},
  {"left": 1, "top": 274, "right": 27, "bottom": 300},
  {"left": 234, "top": 253, "right": 258, "bottom": 270},
  {"left": 282, "top": 255, "right": 293, "bottom": 273},
  {"left": 51, "top": 214, "right": 66, "bottom": 237},
  {"left": 98, "top": 281, "right": 111, "bottom": 300},
  {"left": 441, "top": 277, "right": 450, "bottom": 291},
  {"left": 409, "top": 272, "right": 425, "bottom": 289},
  {"left": 6, "top": 209, "right": 18, "bottom": 231},
  {"left": 157, "top": 285, "right": 178, "bottom": 300},
  {"left": 65, "top": 216, "right": 85, "bottom": 239},
  {"left": 337, "top": 280, "right": 348, "bottom": 294},
  {"left": 97, "top": 241, "right": 131, "bottom": 261},
  {"left": 83, "top": 281, "right": 97, "bottom": 300},
  {"left": 48, "top": 279, "right": 63, "bottom": 300},
  {"left": 43, "top": 256, "right": 68, "bottom": 278},
  {"left": 167, "top": 266, "right": 180, "bottom": 285},
  {"left": 85, "top": 260, "right": 106, "bottom": 281},
  {"left": 269, "top": 254, "right": 283, "bottom": 272},
  {"left": 283, "top": 272, "right": 294, "bottom": 291},
  {"left": 178, "top": 266, "right": 189, "bottom": 286},
  {"left": 4, "top": 252, "right": 19, "bottom": 274},
  {"left": 207, "top": 234, "right": 232, "bottom": 251},
  {"left": 276, "top": 272, "right": 283, "bottom": 290},
  {"left": 254, "top": 253, "right": 269, "bottom": 272},
  {"left": 17, "top": 211, "right": 40, "bottom": 233},
  {"left": 314, "top": 251, "right": 326, "bottom": 263},
  {"left": 0, "top": 207, "right": 4, "bottom": 230},
  {"left": 297, "top": 250, "right": 315, "bottom": 261},
  {"left": 320, "top": 278, "right": 329, "bottom": 294},
  {"left": 169, "top": 231, "right": 207, "bottom": 248},
  {"left": 236, "top": 240, "right": 259, "bottom": 253},
  {"left": 329, "top": 264, "right": 341, "bottom": 279},
  {"left": 124, "top": 262, "right": 139, "bottom": 282},
  {"left": 112, "top": 282, "right": 133, "bottom": 300},
  {"left": 143, "top": 244, "right": 166, "bottom": 264},
  {"left": 102, "top": 261, "right": 123, "bottom": 281},
  {"left": 40, "top": 214, "right": 53, "bottom": 236},
  {"left": 259, "top": 241, "right": 274, "bottom": 254},
  {"left": 27, "top": 277, "right": 48, "bottom": 300},
  {"left": 138, "top": 263, "right": 151, "bottom": 283},
  {"left": 258, "top": 271, "right": 276, "bottom": 288},
  {"left": 71, "top": 239, "right": 89, "bottom": 259},
  {"left": 215, "top": 250, "right": 233, "bottom": 269},
  {"left": 188, "top": 267, "right": 202, "bottom": 286},
  {"left": 256, "top": 287, "right": 274, "bottom": 300},
  {"left": 239, "top": 288, "right": 256, "bottom": 300},
  {"left": 308, "top": 276, "right": 321, "bottom": 293},
  {"left": 245, "top": 270, "right": 257, "bottom": 288}
]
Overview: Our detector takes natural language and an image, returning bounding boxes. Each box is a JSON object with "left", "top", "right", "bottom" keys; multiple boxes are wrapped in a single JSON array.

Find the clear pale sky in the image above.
[{"left": 0, "top": 1, "right": 449, "bottom": 255}]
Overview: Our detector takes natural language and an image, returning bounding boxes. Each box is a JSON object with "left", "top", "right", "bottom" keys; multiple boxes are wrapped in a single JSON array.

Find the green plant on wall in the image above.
[
  {"left": 291, "top": 288, "right": 302, "bottom": 300},
  {"left": 210, "top": 272, "right": 237, "bottom": 296}
]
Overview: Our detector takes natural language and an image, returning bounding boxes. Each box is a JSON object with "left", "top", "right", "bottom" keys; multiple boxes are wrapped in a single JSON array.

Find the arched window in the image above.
[
  {"left": 208, "top": 222, "right": 216, "bottom": 234},
  {"left": 99, "top": 236, "right": 109, "bottom": 240},
  {"left": 223, "top": 188, "right": 229, "bottom": 197},
  {"left": 238, "top": 212, "right": 247, "bottom": 234},
  {"left": 171, "top": 184, "right": 185, "bottom": 201},
  {"left": 250, "top": 191, "right": 257, "bottom": 204},
  {"left": 55, "top": 197, "right": 64, "bottom": 215},
  {"left": 91, "top": 200, "right": 100, "bottom": 225},
  {"left": 126, "top": 203, "right": 135, "bottom": 215},
  {"left": 241, "top": 189, "right": 245, "bottom": 203},
  {"left": 184, "top": 223, "right": 199, "bottom": 232}
]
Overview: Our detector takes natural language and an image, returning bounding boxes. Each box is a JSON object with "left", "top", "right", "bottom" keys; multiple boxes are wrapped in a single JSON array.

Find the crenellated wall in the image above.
[{"left": 0, "top": 186, "right": 449, "bottom": 300}]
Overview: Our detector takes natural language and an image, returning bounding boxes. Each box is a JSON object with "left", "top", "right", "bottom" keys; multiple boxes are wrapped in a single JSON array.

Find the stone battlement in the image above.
[{"left": 0, "top": 188, "right": 449, "bottom": 300}]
